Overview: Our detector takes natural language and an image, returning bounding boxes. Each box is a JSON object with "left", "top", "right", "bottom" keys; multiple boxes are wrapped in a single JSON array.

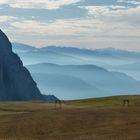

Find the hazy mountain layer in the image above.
[
  {"left": 12, "top": 43, "right": 140, "bottom": 99},
  {"left": 27, "top": 63, "right": 140, "bottom": 99},
  {"left": 12, "top": 44, "right": 140, "bottom": 66}
]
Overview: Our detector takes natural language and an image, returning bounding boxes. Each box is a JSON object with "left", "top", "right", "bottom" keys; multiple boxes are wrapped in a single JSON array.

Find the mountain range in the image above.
[
  {"left": 10, "top": 43, "right": 140, "bottom": 99},
  {"left": 12, "top": 43, "right": 140, "bottom": 66},
  {"left": 12, "top": 43, "right": 140, "bottom": 99},
  {"left": 3, "top": 35, "right": 140, "bottom": 100},
  {"left": 13, "top": 43, "right": 140, "bottom": 59}
]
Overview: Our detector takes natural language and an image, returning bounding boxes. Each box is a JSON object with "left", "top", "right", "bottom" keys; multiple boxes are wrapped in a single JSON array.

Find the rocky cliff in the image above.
[{"left": 0, "top": 29, "right": 44, "bottom": 101}]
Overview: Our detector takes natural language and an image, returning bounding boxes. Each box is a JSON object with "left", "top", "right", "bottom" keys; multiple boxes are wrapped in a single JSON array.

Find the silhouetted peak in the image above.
[
  {"left": 0, "top": 29, "right": 44, "bottom": 101},
  {"left": 0, "top": 29, "right": 12, "bottom": 52}
]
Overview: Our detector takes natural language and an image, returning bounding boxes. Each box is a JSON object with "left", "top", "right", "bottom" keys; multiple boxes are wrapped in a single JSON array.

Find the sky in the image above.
[{"left": 0, "top": 0, "right": 140, "bottom": 51}]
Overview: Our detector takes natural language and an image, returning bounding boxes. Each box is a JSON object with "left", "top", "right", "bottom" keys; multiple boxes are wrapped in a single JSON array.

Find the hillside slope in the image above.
[{"left": 0, "top": 30, "right": 44, "bottom": 101}]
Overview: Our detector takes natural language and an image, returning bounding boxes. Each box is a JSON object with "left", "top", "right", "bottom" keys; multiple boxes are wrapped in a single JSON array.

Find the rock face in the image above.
[{"left": 0, "top": 29, "right": 44, "bottom": 101}]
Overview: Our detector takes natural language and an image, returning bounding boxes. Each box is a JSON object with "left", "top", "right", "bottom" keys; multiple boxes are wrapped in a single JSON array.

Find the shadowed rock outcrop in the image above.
[{"left": 0, "top": 29, "right": 44, "bottom": 101}]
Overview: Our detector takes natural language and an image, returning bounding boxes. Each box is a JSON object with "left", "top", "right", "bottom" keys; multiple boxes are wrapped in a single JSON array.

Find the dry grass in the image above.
[{"left": 0, "top": 96, "right": 139, "bottom": 140}]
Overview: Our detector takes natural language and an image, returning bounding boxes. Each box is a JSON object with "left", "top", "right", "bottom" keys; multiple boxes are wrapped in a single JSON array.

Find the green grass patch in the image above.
[{"left": 68, "top": 95, "right": 140, "bottom": 107}]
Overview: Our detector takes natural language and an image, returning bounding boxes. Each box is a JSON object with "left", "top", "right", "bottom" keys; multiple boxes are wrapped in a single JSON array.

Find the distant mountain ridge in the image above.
[
  {"left": 12, "top": 43, "right": 140, "bottom": 66},
  {"left": 27, "top": 63, "right": 140, "bottom": 99},
  {"left": 12, "top": 42, "right": 37, "bottom": 53},
  {"left": 12, "top": 43, "right": 140, "bottom": 59}
]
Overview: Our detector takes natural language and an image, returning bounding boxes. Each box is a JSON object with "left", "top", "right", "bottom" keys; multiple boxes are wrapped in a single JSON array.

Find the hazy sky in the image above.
[{"left": 0, "top": 0, "right": 140, "bottom": 50}]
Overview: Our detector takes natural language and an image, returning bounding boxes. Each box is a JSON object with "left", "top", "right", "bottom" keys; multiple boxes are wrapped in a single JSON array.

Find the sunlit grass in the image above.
[{"left": 68, "top": 95, "right": 140, "bottom": 107}]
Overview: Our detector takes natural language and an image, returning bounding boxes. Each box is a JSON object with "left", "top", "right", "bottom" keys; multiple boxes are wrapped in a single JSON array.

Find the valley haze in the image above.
[{"left": 12, "top": 43, "right": 140, "bottom": 100}]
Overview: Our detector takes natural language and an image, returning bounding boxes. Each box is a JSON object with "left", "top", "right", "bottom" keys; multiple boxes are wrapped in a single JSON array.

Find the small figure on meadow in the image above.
[
  {"left": 55, "top": 99, "right": 62, "bottom": 109},
  {"left": 123, "top": 99, "right": 130, "bottom": 106}
]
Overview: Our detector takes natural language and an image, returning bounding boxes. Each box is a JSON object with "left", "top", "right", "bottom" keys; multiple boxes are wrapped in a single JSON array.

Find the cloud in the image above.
[
  {"left": 0, "top": 16, "right": 17, "bottom": 22},
  {"left": 80, "top": 5, "right": 128, "bottom": 17},
  {"left": 9, "top": 17, "right": 140, "bottom": 38},
  {"left": 10, "top": 19, "right": 101, "bottom": 36},
  {"left": 2, "top": 15, "right": 139, "bottom": 50},
  {"left": 0, "top": 0, "right": 9, "bottom": 5},
  {"left": 117, "top": 0, "right": 140, "bottom": 5},
  {"left": 0, "top": 0, "right": 81, "bottom": 10},
  {"left": 80, "top": 5, "right": 140, "bottom": 25},
  {"left": 0, "top": 0, "right": 140, "bottom": 50}
]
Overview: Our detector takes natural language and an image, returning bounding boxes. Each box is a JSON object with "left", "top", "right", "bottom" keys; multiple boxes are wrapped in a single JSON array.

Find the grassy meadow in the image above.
[{"left": 0, "top": 95, "right": 140, "bottom": 140}]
